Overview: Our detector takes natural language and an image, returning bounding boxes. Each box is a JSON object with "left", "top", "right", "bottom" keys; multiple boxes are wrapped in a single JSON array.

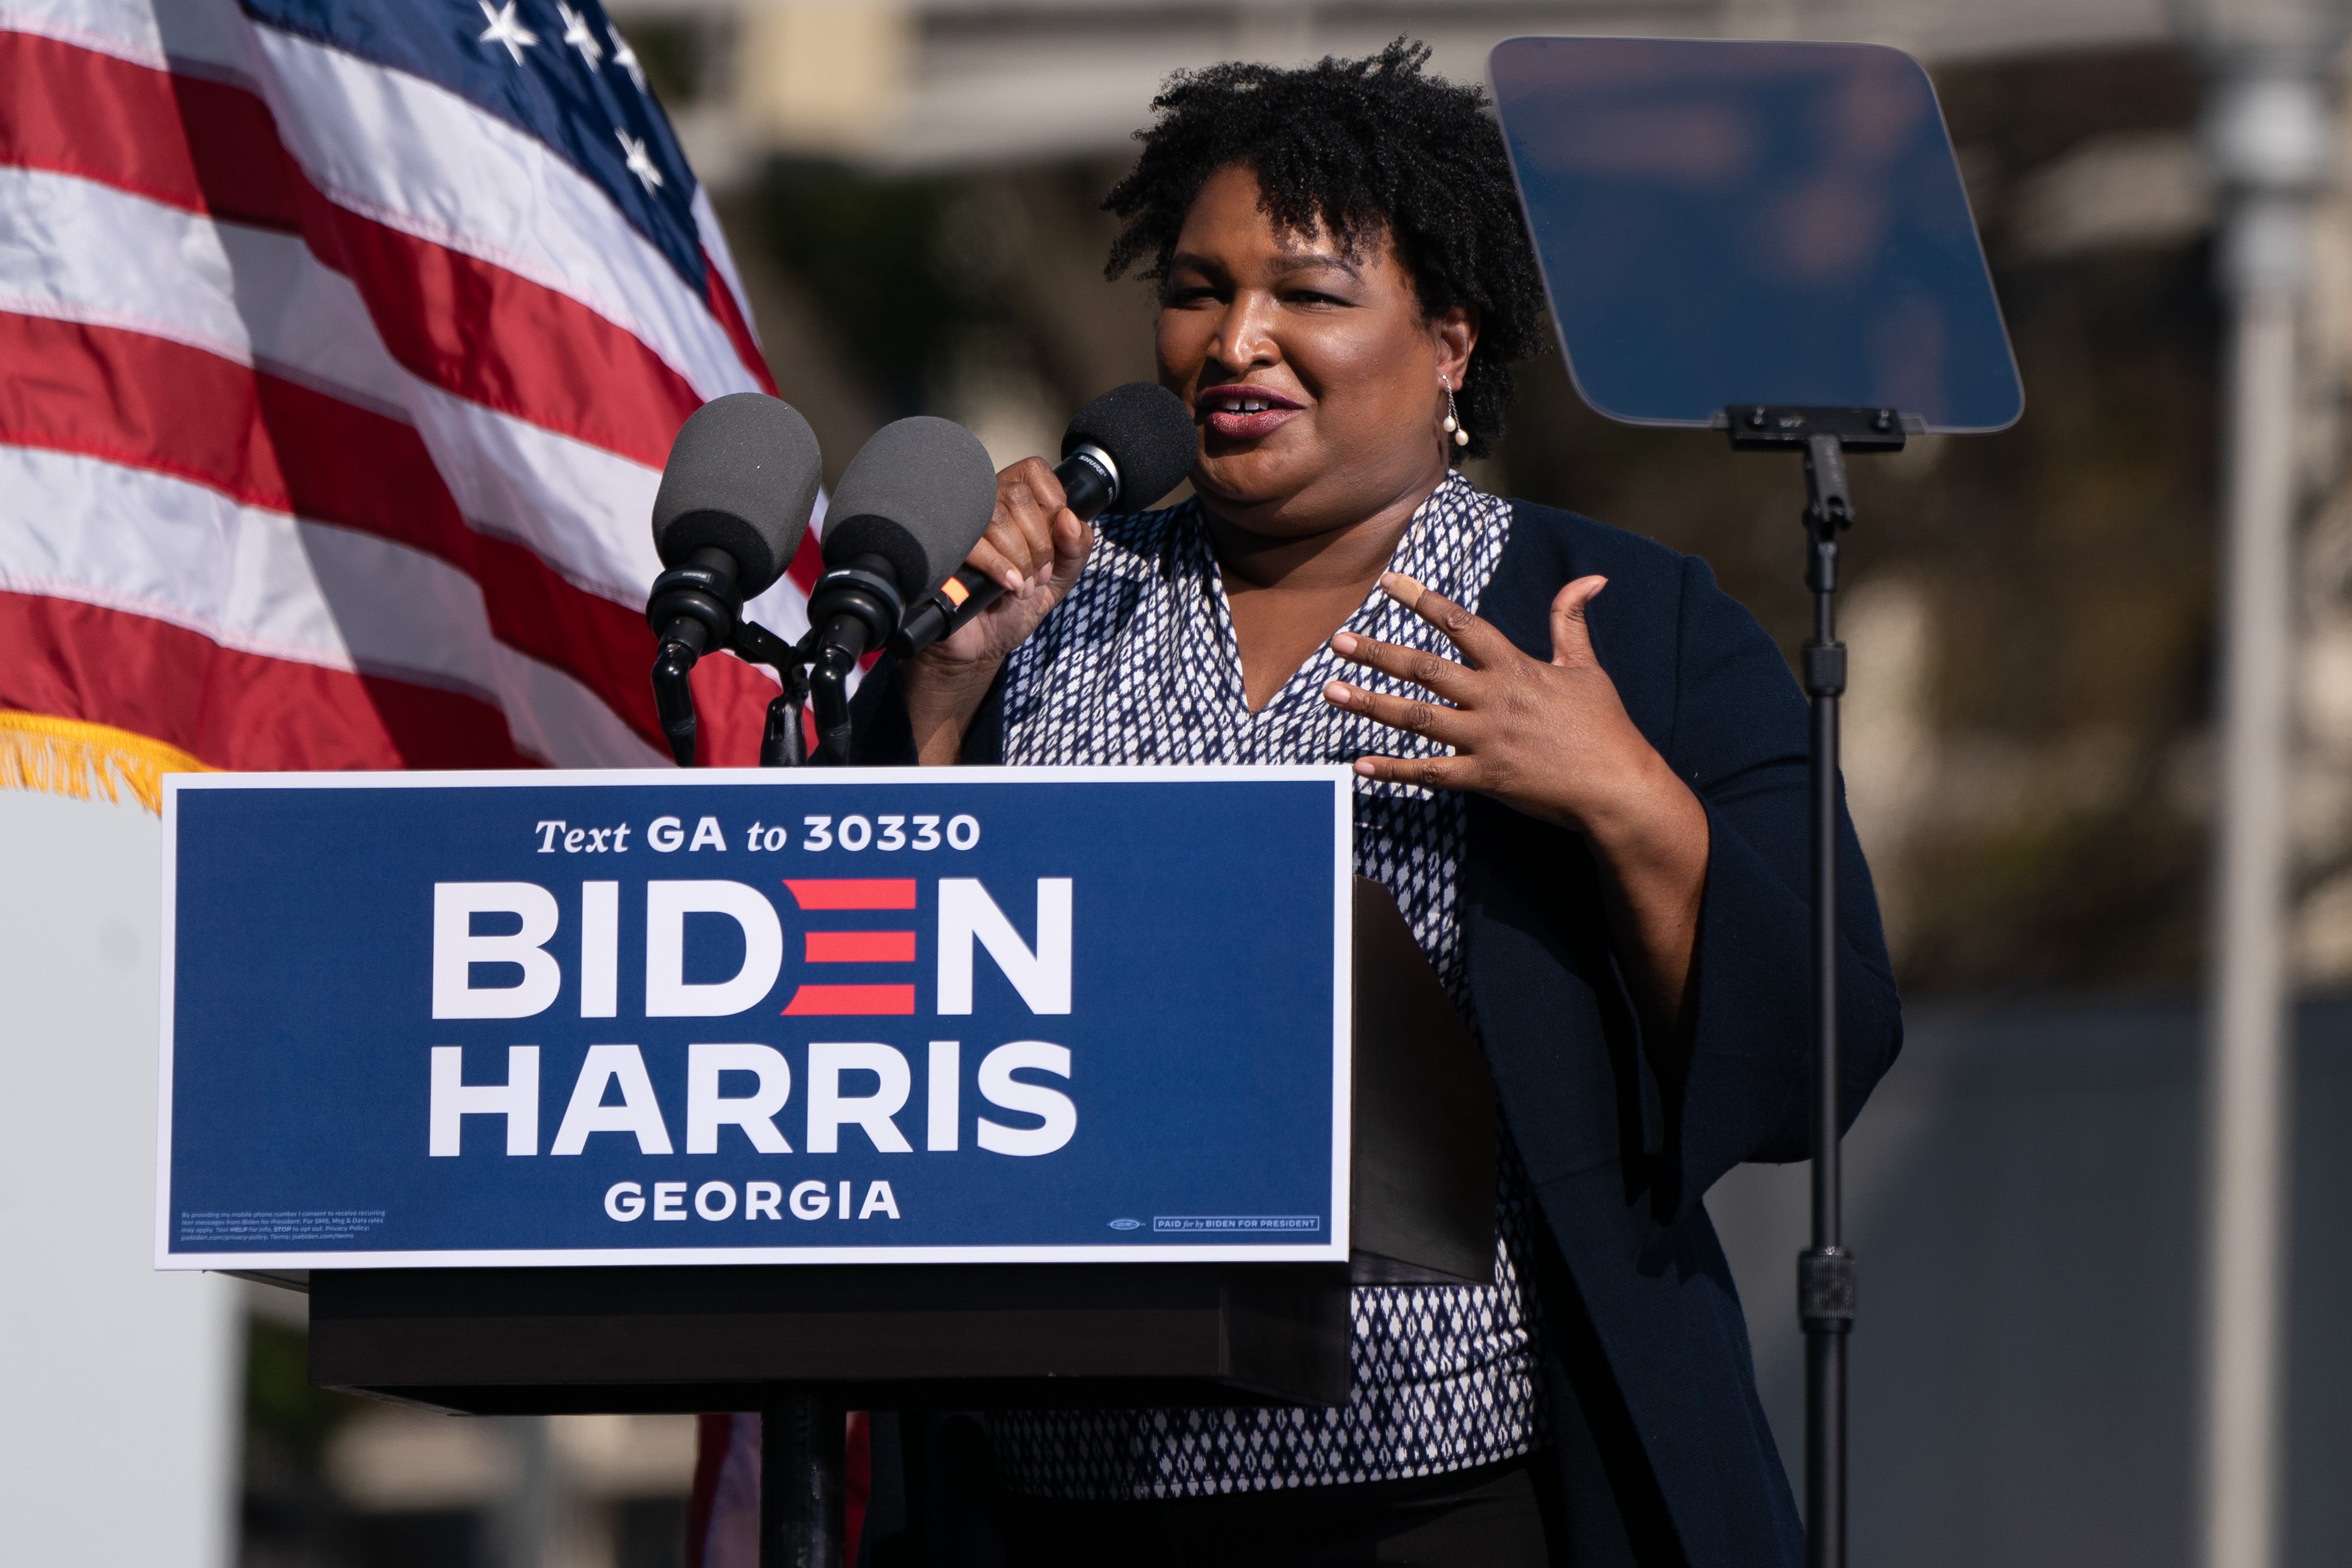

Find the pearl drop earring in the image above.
[{"left": 1442, "top": 377, "right": 1469, "bottom": 447}]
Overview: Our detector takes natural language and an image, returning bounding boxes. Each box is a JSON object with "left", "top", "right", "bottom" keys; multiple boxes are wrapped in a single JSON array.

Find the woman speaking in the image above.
[{"left": 855, "top": 39, "right": 1901, "bottom": 1568}]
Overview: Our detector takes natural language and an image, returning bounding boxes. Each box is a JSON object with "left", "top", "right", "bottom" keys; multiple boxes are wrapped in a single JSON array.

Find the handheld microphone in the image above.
[
  {"left": 889, "top": 381, "right": 1197, "bottom": 658},
  {"left": 808, "top": 416, "right": 999, "bottom": 760},
  {"left": 644, "top": 394, "right": 824, "bottom": 765}
]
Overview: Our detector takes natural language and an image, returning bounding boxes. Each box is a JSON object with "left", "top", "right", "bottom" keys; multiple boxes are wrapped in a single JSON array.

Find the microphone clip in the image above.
[
  {"left": 646, "top": 549, "right": 818, "bottom": 770},
  {"left": 804, "top": 555, "right": 904, "bottom": 766},
  {"left": 807, "top": 557, "right": 904, "bottom": 651},
  {"left": 647, "top": 550, "right": 742, "bottom": 654},
  {"left": 647, "top": 548, "right": 744, "bottom": 767}
]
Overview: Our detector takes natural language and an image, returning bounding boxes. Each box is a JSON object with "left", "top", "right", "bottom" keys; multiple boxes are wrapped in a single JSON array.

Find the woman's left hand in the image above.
[
  {"left": 1322, "top": 572, "right": 1679, "bottom": 835},
  {"left": 1322, "top": 570, "right": 1711, "bottom": 1026}
]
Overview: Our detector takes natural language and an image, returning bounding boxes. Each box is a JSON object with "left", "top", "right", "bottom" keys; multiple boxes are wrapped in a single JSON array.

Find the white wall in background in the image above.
[{"left": 0, "top": 789, "right": 240, "bottom": 1568}]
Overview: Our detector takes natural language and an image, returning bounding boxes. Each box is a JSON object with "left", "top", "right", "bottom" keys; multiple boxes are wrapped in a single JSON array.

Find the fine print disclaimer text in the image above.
[{"left": 178, "top": 1210, "right": 387, "bottom": 1243}]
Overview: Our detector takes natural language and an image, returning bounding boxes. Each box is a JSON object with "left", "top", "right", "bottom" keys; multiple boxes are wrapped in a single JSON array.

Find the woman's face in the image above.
[{"left": 1157, "top": 164, "right": 1478, "bottom": 540}]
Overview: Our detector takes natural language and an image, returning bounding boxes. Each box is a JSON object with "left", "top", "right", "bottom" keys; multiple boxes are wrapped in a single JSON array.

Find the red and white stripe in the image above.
[{"left": 0, "top": 0, "right": 817, "bottom": 770}]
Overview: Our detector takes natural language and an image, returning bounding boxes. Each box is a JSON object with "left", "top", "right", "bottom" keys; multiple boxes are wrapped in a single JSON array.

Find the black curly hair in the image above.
[{"left": 1103, "top": 39, "right": 1548, "bottom": 462}]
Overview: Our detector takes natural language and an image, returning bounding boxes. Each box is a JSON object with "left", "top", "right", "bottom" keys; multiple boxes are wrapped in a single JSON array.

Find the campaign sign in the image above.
[{"left": 156, "top": 766, "right": 1351, "bottom": 1269}]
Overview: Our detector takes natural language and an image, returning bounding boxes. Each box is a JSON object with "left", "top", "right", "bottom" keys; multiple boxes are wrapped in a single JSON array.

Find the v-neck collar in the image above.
[{"left": 1183, "top": 473, "right": 1474, "bottom": 723}]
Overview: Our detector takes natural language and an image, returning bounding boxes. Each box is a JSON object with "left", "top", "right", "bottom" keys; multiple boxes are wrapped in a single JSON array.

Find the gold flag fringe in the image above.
[{"left": 0, "top": 711, "right": 212, "bottom": 814}]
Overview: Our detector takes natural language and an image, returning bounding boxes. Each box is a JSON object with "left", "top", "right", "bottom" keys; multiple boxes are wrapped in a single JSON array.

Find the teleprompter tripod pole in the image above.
[
  {"left": 1724, "top": 406, "right": 1901, "bottom": 1568},
  {"left": 1796, "top": 431, "right": 1855, "bottom": 1568}
]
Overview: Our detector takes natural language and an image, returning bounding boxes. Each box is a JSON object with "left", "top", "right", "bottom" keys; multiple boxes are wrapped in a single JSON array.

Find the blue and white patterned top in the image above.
[{"left": 987, "top": 472, "right": 1550, "bottom": 1498}]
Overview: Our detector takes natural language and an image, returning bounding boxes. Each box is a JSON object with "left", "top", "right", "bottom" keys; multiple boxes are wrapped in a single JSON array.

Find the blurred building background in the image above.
[
  {"left": 10, "top": 2, "right": 2352, "bottom": 1566},
  {"left": 623, "top": 0, "right": 2352, "bottom": 1002}
]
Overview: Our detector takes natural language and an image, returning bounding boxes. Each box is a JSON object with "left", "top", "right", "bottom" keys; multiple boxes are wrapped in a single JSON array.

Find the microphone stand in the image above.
[
  {"left": 729, "top": 619, "right": 815, "bottom": 769},
  {"left": 646, "top": 554, "right": 824, "bottom": 770},
  {"left": 1723, "top": 403, "right": 1905, "bottom": 1568},
  {"left": 645, "top": 593, "right": 850, "bottom": 1568}
]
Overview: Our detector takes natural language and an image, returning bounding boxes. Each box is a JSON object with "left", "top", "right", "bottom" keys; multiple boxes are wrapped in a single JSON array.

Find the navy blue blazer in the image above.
[{"left": 851, "top": 498, "right": 1903, "bottom": 1567}]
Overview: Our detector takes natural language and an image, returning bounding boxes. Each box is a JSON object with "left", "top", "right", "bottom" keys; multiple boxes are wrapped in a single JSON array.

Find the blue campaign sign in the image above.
[{"left": 156, "top": 767, "right": 1353, "bottom": 1269}]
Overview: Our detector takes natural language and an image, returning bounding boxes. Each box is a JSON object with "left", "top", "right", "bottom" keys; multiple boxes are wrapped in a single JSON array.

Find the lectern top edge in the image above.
[{"left": 159, "top": 760, "right": 1359, "bottom": 793}]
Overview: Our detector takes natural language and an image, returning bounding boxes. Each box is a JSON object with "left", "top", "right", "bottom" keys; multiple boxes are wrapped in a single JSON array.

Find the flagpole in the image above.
[{"left": 2181, "top": 14, "right": 2337, "bottom": 1568}]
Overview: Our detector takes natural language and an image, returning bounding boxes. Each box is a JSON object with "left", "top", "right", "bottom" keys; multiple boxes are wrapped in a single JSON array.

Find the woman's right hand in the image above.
[{"left": 901, "top": 456, "right": 1094, "bottom": 764}]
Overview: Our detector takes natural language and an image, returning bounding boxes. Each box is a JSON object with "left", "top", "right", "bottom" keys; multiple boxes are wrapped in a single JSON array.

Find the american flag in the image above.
[{"left": 0, "top": 0, "right": 821, "bottom": 789}]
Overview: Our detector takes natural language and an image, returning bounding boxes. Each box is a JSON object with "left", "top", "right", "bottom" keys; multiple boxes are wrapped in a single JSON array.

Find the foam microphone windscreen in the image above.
[
  {"left": 650, "top": 394, "right": 823, "bottom": 597},
  {"left": 1063, "top": 382, "right": 1197, "bottom": 511},
  {"left": 821, "top": 416, "right": 998, "bottom": 595}
]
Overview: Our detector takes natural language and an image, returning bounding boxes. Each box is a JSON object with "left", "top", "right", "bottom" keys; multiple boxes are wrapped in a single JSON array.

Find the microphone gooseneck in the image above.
[
  {"left": 806, "top": 553, "right": 905, "bottom": 760},
  {"left": 889, "top": 382, "right": 1196, "bottom": 658},
  {"left": 647, "top": 545, "right": 739, "bottom": 764}
]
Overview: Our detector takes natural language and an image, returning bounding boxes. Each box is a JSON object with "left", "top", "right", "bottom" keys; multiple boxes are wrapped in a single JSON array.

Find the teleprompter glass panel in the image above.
[{"left": 1488, "top": 36, "right": 2022, "bottom": 431}]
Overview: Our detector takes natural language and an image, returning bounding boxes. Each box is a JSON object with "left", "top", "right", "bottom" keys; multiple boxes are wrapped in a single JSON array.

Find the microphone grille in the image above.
[
  {"left": 1064, "top": 382, "right": 1196, "bottom": 512},
  {"left": 651, "top": 394, "right": 823, "bottom": 597},
  {"left": 822, "top": 417, "right": 999, "bottom": 595}
]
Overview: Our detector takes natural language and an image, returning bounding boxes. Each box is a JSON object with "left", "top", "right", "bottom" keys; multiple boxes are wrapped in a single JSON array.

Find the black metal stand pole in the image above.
[
  {"left": 751, "top": 646, "right": 836, "bottom": 1568},
  {"left": 645, "top": 620, "right": 839, "bottom": 1567},
  {"left": 1796, "top": 432, "right": 1856, "bottom": 1568},
  {"left": 761, "top": 1389, "right": 845, "bottom": 1568},
  {"left": 1725, "top": 407, "right": 1895, "bottom": 1568}
]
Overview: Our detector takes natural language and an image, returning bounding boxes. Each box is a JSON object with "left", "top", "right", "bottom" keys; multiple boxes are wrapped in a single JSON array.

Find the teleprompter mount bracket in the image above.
[{"left": 1717, "top": 404, "right": 1916, "bottom": 453}]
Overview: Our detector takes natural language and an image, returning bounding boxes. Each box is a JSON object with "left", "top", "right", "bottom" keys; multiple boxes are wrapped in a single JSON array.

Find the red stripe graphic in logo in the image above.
[
  {"left": 805, "top": 930, "right": 917, "bottom": 964},
  {"left": 784, "top": 879, "right": 917, "bottom": 910},
  {"left": 783, "top": 984, "right": 916, "bottom": 1016},
  {"left": 782, "top": 879, "right": 918, "bottom": 1014}
]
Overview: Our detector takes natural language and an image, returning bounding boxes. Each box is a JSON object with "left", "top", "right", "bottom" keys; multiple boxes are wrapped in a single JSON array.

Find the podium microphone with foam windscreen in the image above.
[
  {"left": 890, "top": 381, "right": 1196, "bottom": 658},
  {"left": 645, "top": 394, "right": 824, "bottom": 766},
  {"left": 807, "top": 415, "right": 999, "bottom": 761}
]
